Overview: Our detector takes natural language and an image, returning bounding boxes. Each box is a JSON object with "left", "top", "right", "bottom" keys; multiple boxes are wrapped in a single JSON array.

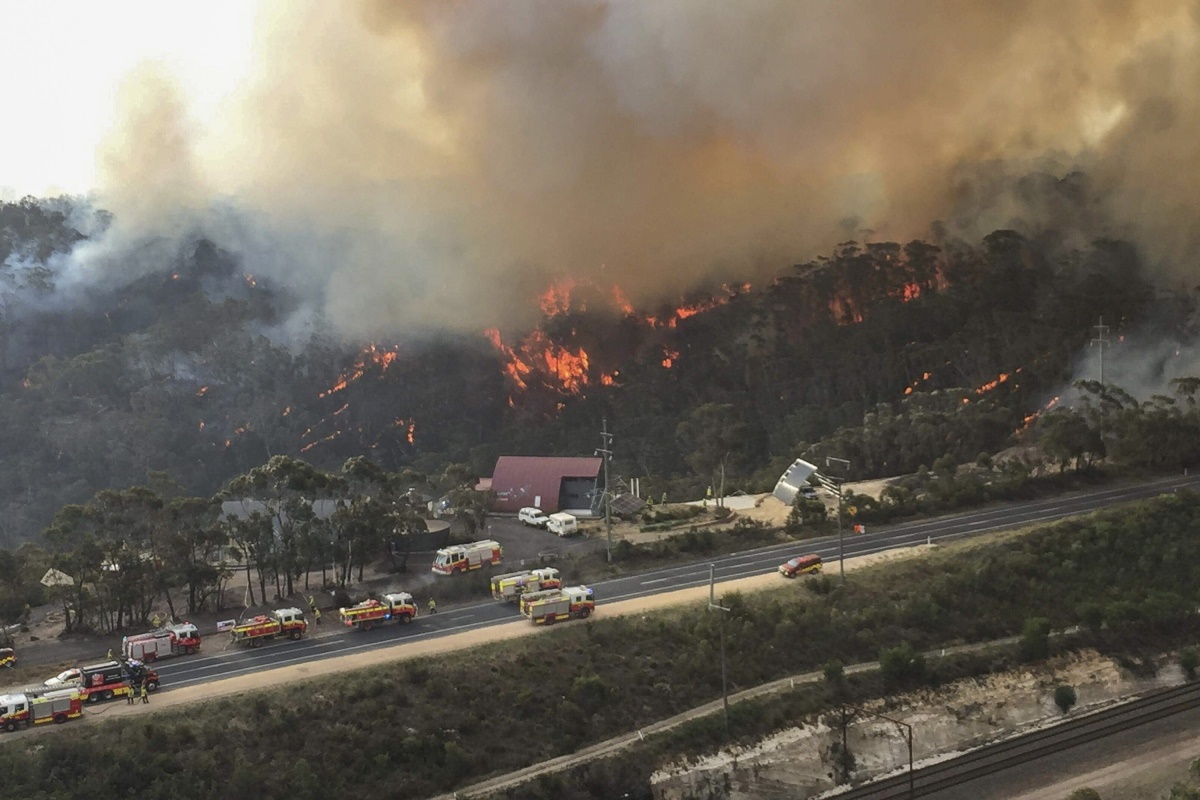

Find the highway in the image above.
[{"left": 149, "top": 474, "right": 1200, "bottom": 692}]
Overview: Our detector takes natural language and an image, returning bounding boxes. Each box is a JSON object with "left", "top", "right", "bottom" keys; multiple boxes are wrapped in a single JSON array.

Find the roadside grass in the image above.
[{"left": 3, "top": 492, "right": 1200, "bottom": 799}]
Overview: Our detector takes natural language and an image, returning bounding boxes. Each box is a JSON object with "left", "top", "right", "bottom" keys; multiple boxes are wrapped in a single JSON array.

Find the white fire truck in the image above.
[
  {"left": 230, "top": 608, "right": 308, "bottom": 647},
  {"left": 339, "top": 593, "right": 418, "bottom": 631},
  {"left": 519, "top": 585, "right": 596, "bottom": 625},
  {"left": 490, "top": 568, "right": 562, "bottom": 603},
  {"left": 0, "top": 687, "right": 84, "bottom": 732},
  {"left": 431, "top": 539, "right": 503, "bottom": 576},
  {"left": 121, "top": 621, "right": 202, "bottom": 662}
]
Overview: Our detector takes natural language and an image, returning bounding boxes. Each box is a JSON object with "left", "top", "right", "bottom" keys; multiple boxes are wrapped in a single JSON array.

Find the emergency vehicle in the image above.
[
  {"left": 490, "top": 568, "right": 562, "bottom": 603},
  {"left": 0, "top": 647, "right": 14, "bottom": 668},
  {"left": 0, "top": 688, "right": 83, "bottom": 732},
  {"left": 520, "top": 585, "right": 595, "bottom": 625},
  {"left": 72, "top": 660, "right": 159, "bottom": 702},
  {"left": 230, "top": 608, "right": 308, "bottom": 647},
  {"left": 778, "top": 554, "right": 823, "bottom": 578},
  {"left": 121, "top": 621, "right": 202, "bottom": 662},
  {"left": 339, "top": 593, "right": 417, "bottom": 631},
  {"left": 431, "top": 539, "right": 503, "bottom": 576}
]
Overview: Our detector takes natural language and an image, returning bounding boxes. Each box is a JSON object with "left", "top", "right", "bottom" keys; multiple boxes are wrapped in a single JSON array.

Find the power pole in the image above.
[
  {"left": 1092, "top": 317, "right": 1110, "bottom": 385},
  {"left": 825, "top": 456, "right": 850, "bottom": 586},
  {"left": 597, "top": 419, "right": 614, "bottom": 563},
  {"left": 708, "top": 564, "right": 731, "bottom": 737}
]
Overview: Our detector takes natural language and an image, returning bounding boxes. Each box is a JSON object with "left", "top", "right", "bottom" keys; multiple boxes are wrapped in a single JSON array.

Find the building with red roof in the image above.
[{"left": 489, "top": 456, "right": 602, "bottom": 515}]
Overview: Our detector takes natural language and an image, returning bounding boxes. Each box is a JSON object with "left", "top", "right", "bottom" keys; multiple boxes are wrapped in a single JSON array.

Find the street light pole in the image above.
[
  {"left": 825, "top": 457, "right": 850, "bottom": 586},
  {"left": 708, "top": 563, "right": 731, "bottom": 737},
  {"left": 597, "top": 419, "right": 614, "bottom": 563}
]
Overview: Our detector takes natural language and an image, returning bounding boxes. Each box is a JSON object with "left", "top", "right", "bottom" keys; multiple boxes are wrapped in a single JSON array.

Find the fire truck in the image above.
[
  {"left": 69, "top": 660, "right": 159, "bottom": 702},
  {"left": 339, "top": 593, "right": 418, "bottom": 631},
  {"left": 0, "top": 687, "right": 84, "bottom": 732},
  {"left": 230, "top": 608, "right": 308, "bottom": 647},
  {"left": 519, "top": 585, "right": 595, "bottom": 625},
  {"left": 0, "top": 647, "right": 14, "bottom": 668},
  {"left": 431, "top": 539, "right": 503, "bottom": 576},
  {"left": 490, "top": 568, "right": 561, "bottom": 603},
  {"left": 122, "top": 621, "right": 202, "bottom": 662}
]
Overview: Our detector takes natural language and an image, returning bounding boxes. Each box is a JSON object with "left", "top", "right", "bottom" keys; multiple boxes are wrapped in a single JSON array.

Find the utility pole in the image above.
[
  {"left": 597, "top": 419, "right": 614, "bottom": 563},
  {"left": 873, "top": 712, "right": 915, "bottom": 799},
  {"left": 825, "top": 457, "right": 850, "bottom": 586},
  {"left": 708, "top": 564, "right": 731, "bottom": 737},
  {"left": 1092, "top": 317, "right": 1110, "bottom": 385}
]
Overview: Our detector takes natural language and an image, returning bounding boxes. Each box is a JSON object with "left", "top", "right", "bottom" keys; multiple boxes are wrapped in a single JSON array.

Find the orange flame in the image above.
[
  {"left": 196, "top": 386, "right": 209, "bottom": 397},
  {"left": 299, "top": 431, "right": 342, "bottom": 454},
  {"left": 610, "top": 285, "right": 635, "bottom": 316},
  {"left": 662, "top": 347, "right": 680, "bottom": 369},
  {"left": 198, "top": 420, "right": 205, "bottom": 431},
  {"left": 654, "top": 283, "right": 750, "bottom": 328},
  {"left": 538, "top": 278, "right": 578, "bottom": 317},
  {"left": 244, "top": 273, "right": 257, "bottom": 288},
  {"left": 901, "top": 282, "right": 922, "bottom": 301},
  {"left": 483, "top": 328, "right": 602, "bottom": 395},
  {"left": 319, "top": 344, "right": 400, "bottom": 398},
  {"left": 975, "top": 372, "right": 1010, "bottom": 395}
]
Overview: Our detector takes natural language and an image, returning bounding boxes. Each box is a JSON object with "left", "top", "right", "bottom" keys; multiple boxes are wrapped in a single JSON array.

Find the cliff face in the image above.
[{"left": 651, "top": 652, "right": 1180, "bottom": 800}]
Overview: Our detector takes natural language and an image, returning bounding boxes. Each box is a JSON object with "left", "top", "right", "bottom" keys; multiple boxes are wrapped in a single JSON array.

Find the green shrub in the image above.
[
  {"left": 1180, "top": 648, "right": 1200, "bottom": 680},
  {"left": 1020, "top": 617, "right": 1052, "bottom": 662},
  {"left": 1054, "top": 685, "right": 1077, "bottom": 714}
]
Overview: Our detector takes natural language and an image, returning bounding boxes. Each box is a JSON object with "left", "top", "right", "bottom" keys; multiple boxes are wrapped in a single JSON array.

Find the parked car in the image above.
[
  {"left": 779, "top": 554, "right": 823, "bottom": 578},
  {"left": 43, "top": 668, "right": 81, "bottom": 688},
  {"left": 518, "top": 507, "right": 549, "bottom": 528},
  {"left": 546, "top": 512, "right": 579, "bottom": 537}
]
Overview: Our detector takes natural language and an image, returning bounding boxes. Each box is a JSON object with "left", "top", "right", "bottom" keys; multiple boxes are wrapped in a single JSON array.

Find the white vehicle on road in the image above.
[
  {"left": 43, "top": 668, "right": 81, "bottom": 688},
  {"left": 546, "top": 512, "right": 579, "bottom": 537},
  {"left": 518, "top": 507, "right": 549, "bottom": 528}
]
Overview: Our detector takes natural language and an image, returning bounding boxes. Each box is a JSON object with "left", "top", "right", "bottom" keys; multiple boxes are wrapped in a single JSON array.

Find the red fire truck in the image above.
[
  {"left": 490, "top": 568, "right": 562, "bottom": 603},
  {"left": 431, "top": 539, "right": 503, "bottom": 576},
  {"left": 339, "top": 593, "right": 418, "bottom": 631},
  {"left": 52, "top": 660, "right": 160, "bottom": 702},
  {"left": 122, "top": 621, "right": 202, "bottom": 662},
  {"left": 519, "top": 585, "right": 595, "bottom": 625},
  {"left": 230, "top": 608, "right": 308, "bottom": 647},
  {"left": 0, "top": 688, "right": 84, "bottom": 732}
]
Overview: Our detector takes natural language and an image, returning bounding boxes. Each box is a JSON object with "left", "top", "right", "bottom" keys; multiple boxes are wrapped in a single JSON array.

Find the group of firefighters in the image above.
[{"left": 103, "top": 648, "right": 153, "bottom": 705}]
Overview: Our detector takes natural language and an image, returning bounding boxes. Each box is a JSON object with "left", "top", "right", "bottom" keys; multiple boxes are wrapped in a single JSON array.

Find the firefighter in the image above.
[
  {"left": 126, "top": 682, "right": 136, "bottom": 705},
  {"left": 140, "top": 683, "right": 149, "bottom": 704},
  {"left": 151, "top": 613, "right": 162, "bottom": 628},
  {"left": 106, "top": 648, "right": 114, "bottom": 661},
  {"left": 428, "top": 598, "right": 437, "bottom": 615},
  {"left": 314, "top": 607, "right": 322, "bottom": 625}
]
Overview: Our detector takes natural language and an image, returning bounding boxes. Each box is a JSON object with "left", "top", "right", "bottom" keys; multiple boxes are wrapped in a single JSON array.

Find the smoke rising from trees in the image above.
[{"left": 70, "top": 0, "right": 1200, "bottom": 338}]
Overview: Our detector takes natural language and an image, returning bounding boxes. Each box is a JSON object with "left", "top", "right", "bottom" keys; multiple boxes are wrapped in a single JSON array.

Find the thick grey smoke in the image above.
[{"left": 72, "top": 0, "right": 1200, "bottom": 339}]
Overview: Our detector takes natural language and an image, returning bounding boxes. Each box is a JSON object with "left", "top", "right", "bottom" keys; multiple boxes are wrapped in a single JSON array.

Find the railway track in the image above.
[{"left": 831, "top": 679, "right": 1200, "bottom": 799}]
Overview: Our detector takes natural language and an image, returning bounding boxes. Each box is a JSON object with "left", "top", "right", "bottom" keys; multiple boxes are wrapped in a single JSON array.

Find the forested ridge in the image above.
[{"left": 0, "top": 192, "right": 1187, "bottom": 547}]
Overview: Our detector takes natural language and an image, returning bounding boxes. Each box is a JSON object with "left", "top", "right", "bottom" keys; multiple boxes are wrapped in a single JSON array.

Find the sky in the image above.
[
  {"left": 1, "top": 1, "right": 1198, "bottom": 339},
  {"left": 0, "top": 1, "right": 256, "bottom": 198}
]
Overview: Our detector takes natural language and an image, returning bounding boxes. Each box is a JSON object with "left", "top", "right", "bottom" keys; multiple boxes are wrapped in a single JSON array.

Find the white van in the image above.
[
  {"left": 546, "top": 512, "right": 578, "bottom": 537},
  {"left": 518, "top": 507, "right": 549, "bottom": 528}
]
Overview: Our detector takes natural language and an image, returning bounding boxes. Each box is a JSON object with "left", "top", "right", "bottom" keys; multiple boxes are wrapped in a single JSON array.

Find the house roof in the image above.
[{"left": 490, "top": 456, "right": 602, "bottom": 513}]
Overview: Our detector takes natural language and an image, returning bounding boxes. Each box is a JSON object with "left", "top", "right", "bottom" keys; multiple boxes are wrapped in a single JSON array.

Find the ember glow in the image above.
[
  {"left": 649, "top": 283, "right": 750, "bottom": 328},
  {"left": 662, "top": 347, "right": 680, "bottom": 369},
  {"left": 975, "top": 372, "right": 1010, "bottom": 395},
  {"left": 319, "top": 344, "right": 400, "bottom": 398},
  {"left": 483, "top": 327, "right": 613, "bottom": 396}
]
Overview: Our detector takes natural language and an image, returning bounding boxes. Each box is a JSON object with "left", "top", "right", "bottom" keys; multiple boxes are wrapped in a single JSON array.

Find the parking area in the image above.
[{"left": 482, "top": 515, "right": 607, "bottom": 568}]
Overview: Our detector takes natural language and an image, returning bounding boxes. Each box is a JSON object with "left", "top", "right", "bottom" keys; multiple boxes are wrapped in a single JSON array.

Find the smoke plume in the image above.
[{"left": 78, "top": 0, "right": 1200, "bottom": 338}]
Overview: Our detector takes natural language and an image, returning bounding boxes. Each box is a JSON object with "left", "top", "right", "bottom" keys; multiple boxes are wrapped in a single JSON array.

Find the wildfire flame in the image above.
[
  {"left": 196, "top": 386, "right": 209, "bottom": 397},
  {"left": 319, "top": 344, "right": 400, "bottom": 398},
  {"left": 650, "top": 283, "right": 750, "bottom": 328},
  {"left": 538, "top": 278, "right": 578, "bottom": 317},
  {"left": 483, "top": 327, "right": 612, "bottom": 395},
  {"left": 662, "top": 347, "right": 680, "bottom": 369},
  {"left": 1017, "top": 395, "right": 1062, "bottom": 432},
  {"left": 975, "top": 372, "right": 1010, "bottom": 395},
  {"left": 244, "top": 273, "right": 257, "bottom": 288},
  {"left": 300, "top": 431, "right": 342, "bottom": 454}
]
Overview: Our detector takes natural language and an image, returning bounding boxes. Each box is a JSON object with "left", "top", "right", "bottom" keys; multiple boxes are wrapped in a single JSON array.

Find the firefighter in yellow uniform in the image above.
[
  {"left": 140, "top": 683, "right": 149, "bottom": 704},
  {"left": 428, "top": 598, "right": 437, "bottom": 615}
]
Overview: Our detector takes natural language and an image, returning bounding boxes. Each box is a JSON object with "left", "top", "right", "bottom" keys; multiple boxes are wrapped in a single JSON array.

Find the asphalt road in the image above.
[{"left": 144, "top": 474, "right": 1200, "bottom": 692}]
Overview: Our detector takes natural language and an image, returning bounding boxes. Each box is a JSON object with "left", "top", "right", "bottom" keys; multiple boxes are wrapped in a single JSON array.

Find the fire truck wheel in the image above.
[
  {"left": 543, "top": 614, "right": 556, "bottom": 625},
  {"left": 186, "top": 645, "right": 197, "bottom": 655},
  {"left": 4, "top": 719, "right": 16, "bottom": 732},
  {"left": 290, "top": 630, "right": 302, "bottom": 640},
  {"left": 144, "top": 652, "right": 156, "bottom": 663},
  {"left": 578, "top": 608, "right": 591, "bottom": 618},
  {"left": 146, "top": 680, "right": 159, "bottom": 692},
  {"left": 399, "top": 613, "right": 412, "bottom": 624},
  {"left": 250, "top": 638, "right": 262, "bottom": 648},
  {"left": 361, "top": 621, "right": 373, "bottom": 632},
  {"left": 52, "top": 713, "right": 67, "bottom": 724},
  {"left": 452, "top": 567, "right": 462, "bottom": 575},
  {"left": 101, "top": 690, "right": 114, "bottom": 701}
]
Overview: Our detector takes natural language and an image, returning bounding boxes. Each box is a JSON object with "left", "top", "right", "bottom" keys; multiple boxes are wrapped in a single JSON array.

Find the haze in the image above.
[{"left": 3, "top": 0, "right": 1198, "bottom": 338}]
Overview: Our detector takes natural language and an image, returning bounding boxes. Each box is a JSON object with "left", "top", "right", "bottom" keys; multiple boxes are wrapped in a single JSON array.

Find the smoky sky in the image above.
[{"left": 78, "top": 0, "right": 1200, "bottom": 339}]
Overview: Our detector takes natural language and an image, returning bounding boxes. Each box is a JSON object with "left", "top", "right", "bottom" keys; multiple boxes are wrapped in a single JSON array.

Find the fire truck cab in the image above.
[
  {"left": 431, "top": 540, "right": 503, "bottom": 576},
  {"left": 231, "top": 608, "right": 308, "bottom": 647}
]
